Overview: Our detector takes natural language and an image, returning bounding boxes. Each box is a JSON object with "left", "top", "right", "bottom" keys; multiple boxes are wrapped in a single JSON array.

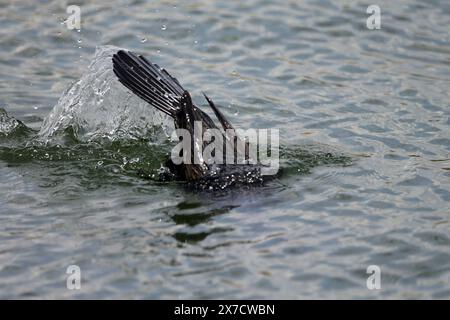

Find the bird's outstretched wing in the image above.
[{"left": 112, "top": 50, "right": 184, "bottom": 117}]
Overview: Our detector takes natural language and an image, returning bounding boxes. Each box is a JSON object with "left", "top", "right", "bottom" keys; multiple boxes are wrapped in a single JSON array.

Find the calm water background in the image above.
[{"left": 1, "top": 0, "right": 450, "bottom": 299}]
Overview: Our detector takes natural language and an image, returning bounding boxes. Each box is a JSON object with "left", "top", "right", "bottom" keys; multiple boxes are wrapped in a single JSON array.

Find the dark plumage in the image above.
[{"left": 112, "top": 50, "right": 269, "bottom": 189}]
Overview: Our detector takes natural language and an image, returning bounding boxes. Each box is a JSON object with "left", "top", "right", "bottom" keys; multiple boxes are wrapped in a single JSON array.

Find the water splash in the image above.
[
  {"left": 0, "top": 108, "right": 22, "bottom": 136},
  {"left": 0, "top": 108, "right": 35, "bottom": 143},
  {"left": 37, "top": 45, "right": 173, "bottom": 144}
]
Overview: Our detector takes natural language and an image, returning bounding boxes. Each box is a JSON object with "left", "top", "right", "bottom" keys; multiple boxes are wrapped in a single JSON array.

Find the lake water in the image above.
[{"left": 0, "top": 0, "right": 450, "bottom": 299}]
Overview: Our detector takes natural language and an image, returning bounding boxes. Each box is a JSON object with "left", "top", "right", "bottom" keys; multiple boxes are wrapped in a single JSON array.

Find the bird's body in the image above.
[{"left": 112, "top": 50, "right": 271, "bottom": 189}]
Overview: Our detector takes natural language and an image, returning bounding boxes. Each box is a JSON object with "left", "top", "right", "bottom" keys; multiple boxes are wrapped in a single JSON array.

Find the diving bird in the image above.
[{"left": 112, "top": 50, "right": 274, "bottom": 190}]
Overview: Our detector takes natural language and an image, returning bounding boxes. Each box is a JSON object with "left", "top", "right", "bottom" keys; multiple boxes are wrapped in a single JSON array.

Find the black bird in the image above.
[{"left": 112, "top": 50, "right": 270, "bottom": 190}]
